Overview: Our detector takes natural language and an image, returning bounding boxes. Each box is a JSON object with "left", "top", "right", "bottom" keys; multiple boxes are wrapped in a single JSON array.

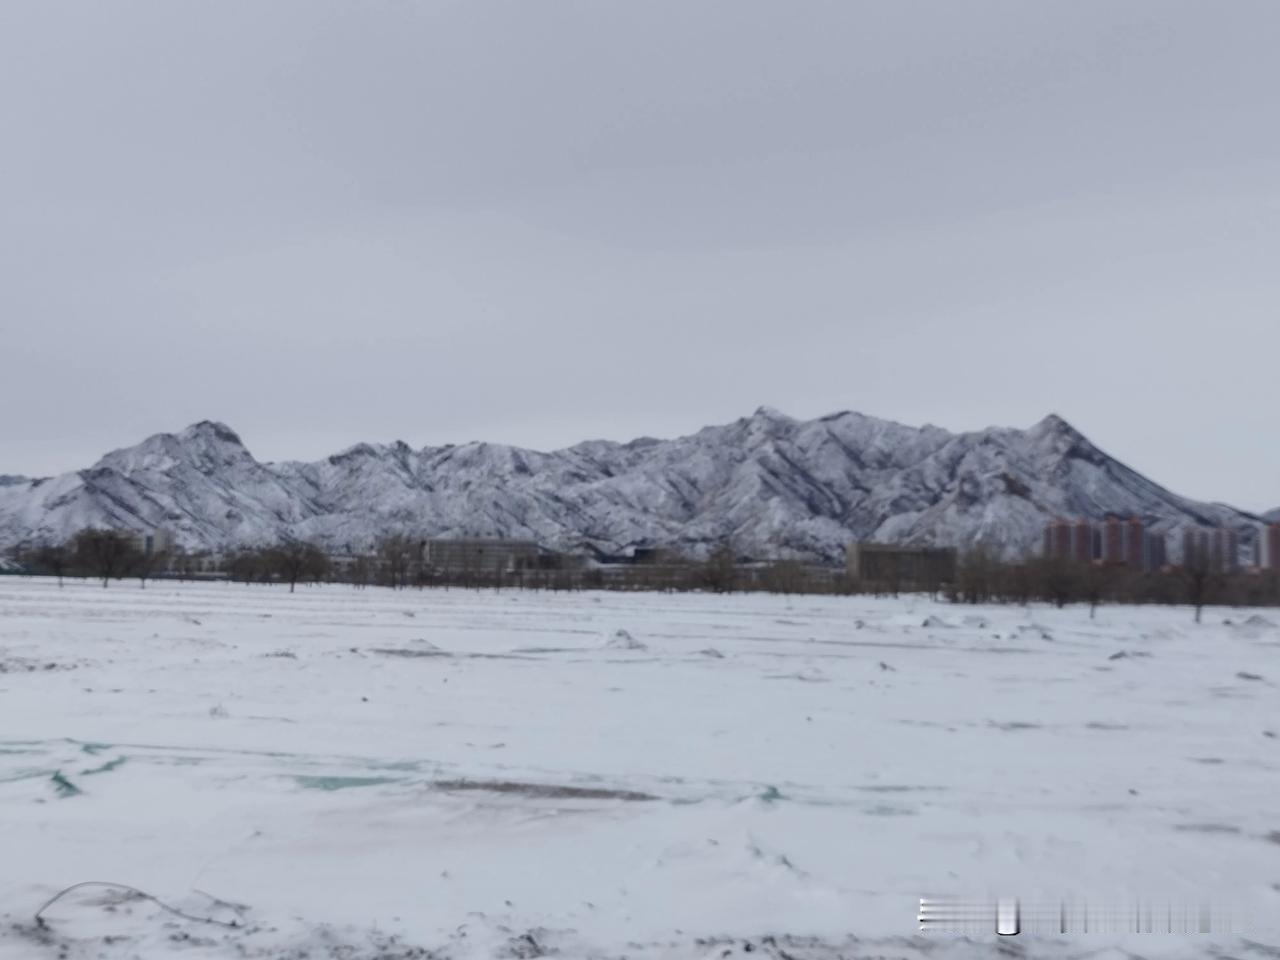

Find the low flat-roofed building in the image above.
[
  {"left": 421, "top": 538, "right": 540, "bottom": 573},
  {"left": 164, "top": 549, "right": 225, "bottom": 577},
  {"left": 847, "top": 542, "right": 957, "bottom": 589}
]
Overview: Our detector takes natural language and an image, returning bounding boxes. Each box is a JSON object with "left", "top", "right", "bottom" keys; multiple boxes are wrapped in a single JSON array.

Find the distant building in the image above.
[
  {"left": 1104, "top": 517, "right": 1124, "bottom": 564},
  {"left": 1259, "top": 524, "right": 1280, "bottom": 571},
  {"left": 847, "top": 542, "right": 957, "bottom": 589},
  {"left": 1182, "top": 528, "right": 1240, "bottom": 573},
  {"left": 1147, "top": 533, "right": 1168, "bottom": 571},
  {"left": 630, "top": 547, "right": 670, "bottom": 565},
  {"left": 122, "top": 528, "right": 173, "bottom": 558},
  {"left": 1044, "top": 518, "right": 1101, "bottom": 564},
  {"left": 191, "top": 552, "right": 223, "bottom": 574},
  {"left": 1041, "top": 517, "right": 1164, "bottom": 572},
  {"left": 1073, "top": 521, "right": 1093, "bottom": 564},
  {"left": 165, "top": 550, "right": 224, "bottom": 577},
  {"left": 420, "top": 538, "right": 541, "bottom": 574},
  {"left": 1043, "top": 520, "right": 1073, "bottom": 562},
  {"left": 1125, "top": 518, "right": 1144, "bottom": 569}
]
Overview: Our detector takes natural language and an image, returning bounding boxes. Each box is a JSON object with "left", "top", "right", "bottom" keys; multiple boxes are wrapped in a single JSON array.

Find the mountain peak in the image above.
[
  {"left": 90, "top": 420, "right": 254, "bottom": 475},
  {"left": 1033, "top": 412, "right": 1071, "bottom": 432},
  {"left": 1027, "top": 412, "right": 1088, "bottom": 443},
  {"left": 180, "top": 421, "right": 245, "bottom": 447}
]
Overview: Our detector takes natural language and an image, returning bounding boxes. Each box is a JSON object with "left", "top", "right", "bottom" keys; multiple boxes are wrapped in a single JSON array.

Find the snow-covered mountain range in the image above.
[{"left": 0, "top": 409, "right": 1270, "bottom": 562}]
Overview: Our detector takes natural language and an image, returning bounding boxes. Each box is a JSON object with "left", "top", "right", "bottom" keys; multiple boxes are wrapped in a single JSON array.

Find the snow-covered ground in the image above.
[{"left": 0, "top": 578, "right": 1277, "bottom": 958}]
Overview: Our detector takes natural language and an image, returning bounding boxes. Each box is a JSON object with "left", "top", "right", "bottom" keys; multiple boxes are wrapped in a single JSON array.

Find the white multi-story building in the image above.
[
  {"left": 123, "top": 527, "right": 174, "bottom": 558},
  {"left": 1257, "top": 523, "right": 1280, "bottom": 571}
]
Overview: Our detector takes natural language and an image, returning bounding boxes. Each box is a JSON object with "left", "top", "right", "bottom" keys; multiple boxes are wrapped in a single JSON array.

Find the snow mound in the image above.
[
  {"left": 1223, "top": 614, "right": 1277, "bottom": 638},
  {"left": 1017, "top": 624, "right": 1054, "bottom": 641},
  {"left": 605, "top": 629, "right": 646, "bottom": 651}
]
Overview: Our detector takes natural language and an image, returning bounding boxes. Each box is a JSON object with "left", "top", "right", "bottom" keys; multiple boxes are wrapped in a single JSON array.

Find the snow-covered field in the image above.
[{"left": 0, "top": 578, "right": 1277, "bottom": 958}]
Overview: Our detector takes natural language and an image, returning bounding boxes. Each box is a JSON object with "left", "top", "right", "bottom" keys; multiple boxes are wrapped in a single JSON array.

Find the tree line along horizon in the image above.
[{"left": 4, "top": 525, "right": 1279, "bottom": 620}]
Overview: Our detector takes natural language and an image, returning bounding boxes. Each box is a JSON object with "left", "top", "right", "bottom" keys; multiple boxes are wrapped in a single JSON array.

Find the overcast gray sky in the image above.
[{"left": 2, "top": 1, "right": 1278, "bottom": 510}]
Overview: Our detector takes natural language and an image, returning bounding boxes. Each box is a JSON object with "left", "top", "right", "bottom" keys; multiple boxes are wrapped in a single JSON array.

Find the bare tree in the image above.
[
  {"left": 134, "top": 543, "right": 171, "bottom": 589},
  {"left": 226, "top": 546, "right": 273, "bottom": 584},
  {"left": 1181, "top": 539, "right": 1215, "bottom": 624},
  {"left": 72, "top": 528, "right": 140, "bottom": 588},
  {"left": 377, "top": 533, "right": 415, "bottom": 589},
  {"left": 1035, "top": 556, "right": 1081, "bottom": 609},
  {"left": 267, "top": 540, "right": 329, "bottom": 593},
  {"left": 32, "top": 542, "right": 70, "bottom": 587},
  {"left": 760, "top": 559, "right": 806, "bottom": 594},
  {"left": 954, "top": 547, "right": 997, "bottom": 604},
  {"left": 1005, "top": 559, "right": 1034, "bottom": 607},
  {"left": 168, "top": 547, "right": 196, "bottom": 580},
  {"left": 700, "top": 542, "right": 738, "bottom": 593},
  {"left": 1082, "top": 561, "right": 1108, "bottom": 619},
  {"left": 882, "top": 558, "right": 903, "bottom": 599},
  {"left": 349, "top": 554, "right": 373, "bottom": 589}
]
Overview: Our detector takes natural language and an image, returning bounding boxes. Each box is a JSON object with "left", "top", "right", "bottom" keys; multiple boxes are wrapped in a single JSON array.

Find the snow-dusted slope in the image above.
[{"left": 0, "top": 411, "right": 1266, "bottom": 560}]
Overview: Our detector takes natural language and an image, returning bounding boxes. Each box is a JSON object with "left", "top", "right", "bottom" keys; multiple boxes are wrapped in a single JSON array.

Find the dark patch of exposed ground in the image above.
[{"left": 430, "top": 779, "right": 657, "bottom": 802}]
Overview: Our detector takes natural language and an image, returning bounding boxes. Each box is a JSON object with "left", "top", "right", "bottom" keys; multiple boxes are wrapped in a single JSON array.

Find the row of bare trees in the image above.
[
  {"left": 942, "top": 549, "right": 1280, "bottom": 621},
  {"left": 216, "top": 534, "right": 842, "bottom": 596},
  {"left": 224, "top": 542, "right": 330, "bottom": 592},
  {"left": 9, "top": 530, "right": 1279, "bottom": 618},
  {"left": 15, "top": 529, "right": 329, "bottom": 592},
  {"left": 327, "top": 538, "right": 854, "bottom": 595},
  {"left": 23, "top": 529, "right": 168, "bottom": 588}
]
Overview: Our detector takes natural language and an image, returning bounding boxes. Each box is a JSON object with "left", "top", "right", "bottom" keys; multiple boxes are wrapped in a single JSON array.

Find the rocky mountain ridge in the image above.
[{"left": 0, "top": 409, "right": 1268, "bottom": 562}]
